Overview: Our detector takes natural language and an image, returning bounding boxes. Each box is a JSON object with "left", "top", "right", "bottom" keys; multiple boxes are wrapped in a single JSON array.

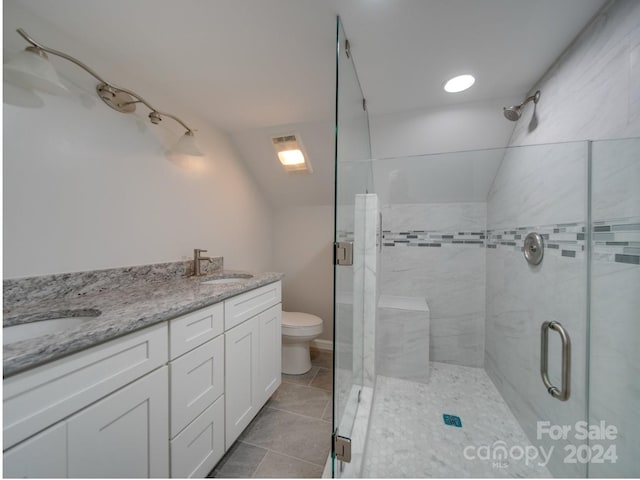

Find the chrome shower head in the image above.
[
  {"left": 503, "top": 90, "right": 541, "bottom": 121},
  {"left": 503, "top": 105, "right": 522, "bottom": 121}
]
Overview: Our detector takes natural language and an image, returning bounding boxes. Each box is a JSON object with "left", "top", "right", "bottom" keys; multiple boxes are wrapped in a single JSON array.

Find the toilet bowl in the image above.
[{"left": 281, "top": 311, "right": 323, "bottom": 375}]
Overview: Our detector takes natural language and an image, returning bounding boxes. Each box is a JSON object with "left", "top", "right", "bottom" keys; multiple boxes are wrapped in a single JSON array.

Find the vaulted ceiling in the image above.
[{"left": 6, "top": 0, "right": 608, "bottom": 207}]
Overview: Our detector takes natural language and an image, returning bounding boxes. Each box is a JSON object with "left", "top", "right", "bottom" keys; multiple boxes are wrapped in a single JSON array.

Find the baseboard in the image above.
[{"left": 311, "top": 339, "right": 334, "bottom": 351}]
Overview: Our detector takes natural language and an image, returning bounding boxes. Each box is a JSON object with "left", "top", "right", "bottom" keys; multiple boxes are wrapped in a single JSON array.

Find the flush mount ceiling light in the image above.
[
  {"left": 4, "top": 28, "right": 203, "bottom": 156},
  {"left": 443, "top": 74, "right": 476, "bottom": 93},
  {"left": 271, "top": 134, "right": 313, "bottom": 174}
]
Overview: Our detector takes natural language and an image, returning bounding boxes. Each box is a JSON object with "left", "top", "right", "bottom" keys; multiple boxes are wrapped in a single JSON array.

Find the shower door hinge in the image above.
[
  {"left": 345, "top": 39, "right": 351, "bottom": 58},
  {"left": 362, "top": 98, "right": 367, "bottom": 111},
  {"left": 333, "top": 433, "right": 352, "bottom": 463},
  {"left": 334, "top": 242, "right": 353, "bottom": 266}
]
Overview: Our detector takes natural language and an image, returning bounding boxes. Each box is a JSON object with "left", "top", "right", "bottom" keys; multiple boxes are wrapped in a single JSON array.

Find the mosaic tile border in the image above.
[
  {"left": 337, "top": 231, "right": 354, "bottom": 242},
  {"left": 339, "top": 220, "right": 639, "bottom": 266},
  {"left": 592, "top": 218, "right": 640, "bottom": 265},
  {"left": 382, "top": 230, "right": 485, "bottom": 248},
  {"left": 487, "top": 222, "right": 586, "bottom": 260}
]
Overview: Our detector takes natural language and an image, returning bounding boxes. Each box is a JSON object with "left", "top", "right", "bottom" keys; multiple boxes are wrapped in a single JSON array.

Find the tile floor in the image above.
[
  {"left": 209, "top": 349, "right": 333, "bottom": 478},
  {"left": 362, "top": 362, "right": 552, "bottom": 478}
]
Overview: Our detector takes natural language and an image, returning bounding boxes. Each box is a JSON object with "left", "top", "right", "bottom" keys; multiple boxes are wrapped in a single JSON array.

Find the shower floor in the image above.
[{"left": 362, "top": 362, "right": 552, "bottom": 478}]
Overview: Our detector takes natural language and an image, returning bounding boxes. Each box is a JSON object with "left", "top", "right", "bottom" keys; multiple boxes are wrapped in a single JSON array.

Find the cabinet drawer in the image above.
[
  {"left": 224, "top": 281, "right": 281, "bottom": 330},
  {"left": 171, "top": 395, "right": 225, "bottom": 478},
  {"left": 169, "top": 302, "right": 224, "bottom": 360},
  {"left": 170, "top": 335, "right": 224, "bottom": 437},
  {"left": 3, "top": 323, "right": 168, "bottom": 449}
]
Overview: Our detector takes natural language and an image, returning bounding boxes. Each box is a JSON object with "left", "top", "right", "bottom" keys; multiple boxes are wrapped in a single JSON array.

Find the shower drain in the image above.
[{"left": 443, "top": 414, "right": 462, "bottom": 427}]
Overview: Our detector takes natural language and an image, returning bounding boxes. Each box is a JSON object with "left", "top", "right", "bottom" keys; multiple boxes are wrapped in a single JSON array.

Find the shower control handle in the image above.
[{"left": 540, "top": 321, "right": 571, "bottom": 401}]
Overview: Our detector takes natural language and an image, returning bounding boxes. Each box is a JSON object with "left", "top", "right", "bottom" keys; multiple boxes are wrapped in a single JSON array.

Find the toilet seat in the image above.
[{"left": 282, "top": 311, "right": 323, "bottom": 337}]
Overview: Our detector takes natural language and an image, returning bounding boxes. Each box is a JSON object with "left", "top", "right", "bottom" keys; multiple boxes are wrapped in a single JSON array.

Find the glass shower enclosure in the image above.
[
  {"left": 332, "top": 16, "right": 373, "bottom": 478},
  {"left": 332, "top": 17, "right": 640, "bottom": 478}
]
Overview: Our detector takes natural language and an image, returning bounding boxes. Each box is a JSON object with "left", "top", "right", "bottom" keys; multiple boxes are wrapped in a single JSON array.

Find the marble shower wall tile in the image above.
[
  {"left": 380, "top": 203, "right": 486, "bottom": 368},
  {"left": 485, "top": 141, "right": 588, "bottom": 463},
  {"left": 508, "top": 0, "right": 640, "bottom": 146},
  {"left": 588, "top": 261, "right": 640, "bottom": 477},
  {"left": 430, "top": 314, "right": 484, "bottom": 367},
  {"left": 487, "top": 141, "right": 587, "bottom": 230},
  {"left": 484, "top": 246, "right": 588, "bottom": 478},
  {"left": 353, "top": 194, "right": 379, "bottom": 388},
  {"left": 382, "top": 202, "right": 486, "bottom": 233},
  {"left": 376, "top": 305, "right": 430, "bottom": 382},
  {"left": 591, "top": 137, "right": 640, "bottom": 221},
  {"left": 588, "top": 137, "right": 640, "bottom": 476}
]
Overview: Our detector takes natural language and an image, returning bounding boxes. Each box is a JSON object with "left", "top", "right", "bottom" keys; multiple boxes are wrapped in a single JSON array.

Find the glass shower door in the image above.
[
  {"left": 588, "top": 137, "right": 640, "bottom": 477},
  {"left": 361, "top": 141, "right": 591, "bottom": 477},
  {"left": 332, "top": 16, "right": 372, "bottom": 478}
]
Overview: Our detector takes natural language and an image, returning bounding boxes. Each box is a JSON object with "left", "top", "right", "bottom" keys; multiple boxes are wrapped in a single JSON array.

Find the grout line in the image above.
[
  {"left": 308, "top": 367, "right": 322, "bottom": 386},
  {"left": 282, "top": 367, "right": 320, "bottom": 387},
  {"left": 282, "top": 377, "right": 333, "bottom": 395},
  {"left": 320, "top": 398, "right": 333, "bottom": 424},
  {"left": 247, "top": 442, "right": 270, "bottom": 478},
  {"left": 240, "top": 440, "right": 328, "bottom": 469},
  {"left": 265, "top": 403, "right": 330, "bottom": 422}
]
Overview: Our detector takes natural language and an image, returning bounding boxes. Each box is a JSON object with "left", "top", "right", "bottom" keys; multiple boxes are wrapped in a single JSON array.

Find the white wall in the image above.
[
  {"left": 232, "top": 120, "right": 336, "bottom": 344},
  {"left": 369, "top": 97, "right": 519, "bottom": 159},
  {"left": 273, "top": 206, "right": 334, "bottom": 342},
  {"left": 3, "top": 3, "right": 273, "bottom": 278},
  {"left": 231, "top": 120, "right": 335, "bottom": 209}
]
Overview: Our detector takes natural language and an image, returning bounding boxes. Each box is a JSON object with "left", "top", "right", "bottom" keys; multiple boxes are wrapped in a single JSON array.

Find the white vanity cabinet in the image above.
[
  {"left": 3, "top": 279, "right": 282, "bottom": 479},
  {"left": 224, "top": 282, "right": 282, "bottom": 449},
  {"left": 3, "top": 324, "right": 169, "bottom": 478}
]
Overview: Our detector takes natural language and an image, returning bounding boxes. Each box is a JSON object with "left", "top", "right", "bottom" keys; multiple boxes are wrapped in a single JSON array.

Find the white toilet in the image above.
[{"left": 281, "top": 311, "right": 323, "bottom": 375}]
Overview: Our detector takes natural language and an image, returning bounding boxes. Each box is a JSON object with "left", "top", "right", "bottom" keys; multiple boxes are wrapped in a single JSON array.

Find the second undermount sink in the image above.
[
  {"left": 3, "top": 313, "right": 99, "bottom": 346},
  {"left": 200, "top": 274, "right": 253, "bottom": 286}
]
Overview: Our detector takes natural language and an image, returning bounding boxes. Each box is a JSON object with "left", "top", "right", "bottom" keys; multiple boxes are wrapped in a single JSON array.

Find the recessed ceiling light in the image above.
[{"left": 444, "top": 74, "right": 475, "bottom": 93}]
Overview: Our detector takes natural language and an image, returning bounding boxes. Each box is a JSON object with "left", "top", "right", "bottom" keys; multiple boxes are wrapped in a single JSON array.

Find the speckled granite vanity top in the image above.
[{"left": 3, "top": 259, "right": 283, "bottom": 377}]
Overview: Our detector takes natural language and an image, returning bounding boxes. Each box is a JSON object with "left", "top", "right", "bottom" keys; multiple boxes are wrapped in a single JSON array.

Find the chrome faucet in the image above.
[{"left": 193, "top": 248, "right": 213, "bottom": 276}]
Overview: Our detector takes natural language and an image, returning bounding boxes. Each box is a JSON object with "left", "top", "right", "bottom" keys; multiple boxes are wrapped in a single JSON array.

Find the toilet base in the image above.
[{"left": 282, "top": 340, "right": 312, "bottom": 375}]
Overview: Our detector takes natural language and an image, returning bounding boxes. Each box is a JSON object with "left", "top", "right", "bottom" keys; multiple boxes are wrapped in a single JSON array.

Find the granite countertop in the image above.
[{"left": 3, "top": 260, "right": 283, "bottom": 378}]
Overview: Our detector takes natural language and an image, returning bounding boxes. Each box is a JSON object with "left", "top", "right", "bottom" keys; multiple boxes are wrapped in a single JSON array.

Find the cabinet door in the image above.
[
  {"left": 224, "top": 317, "right": 260, "bottom": 449},
  {"left": 170, "top": 395, "right": 225, "bottom": 478},
  {"left": 67, "top": 367, "right": 169, "bottom": 478},
  {"left": 3, "top": 422, "right": 67, "bottom": 478},
  {"left": 257, "top": 304, "right": 282, "bottom": 406}
]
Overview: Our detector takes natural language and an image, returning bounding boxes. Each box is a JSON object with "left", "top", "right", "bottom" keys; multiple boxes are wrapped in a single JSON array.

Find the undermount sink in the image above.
[
  {"left": 200, "top": 274, "right": 253, "bottom": 286},
  {"left": 3, "top": 314, "right": 99, "bottom": 346}
]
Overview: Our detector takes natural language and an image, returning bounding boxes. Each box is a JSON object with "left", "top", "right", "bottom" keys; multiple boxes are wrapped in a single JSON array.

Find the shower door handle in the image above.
[{"left": 540, "top": 321, "right": 571, "bottom": 401}]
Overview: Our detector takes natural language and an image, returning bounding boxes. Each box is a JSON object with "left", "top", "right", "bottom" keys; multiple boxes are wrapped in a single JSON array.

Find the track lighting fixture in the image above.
[{"left": 4, "top": 28, "right": 203, "bottom": 156}]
